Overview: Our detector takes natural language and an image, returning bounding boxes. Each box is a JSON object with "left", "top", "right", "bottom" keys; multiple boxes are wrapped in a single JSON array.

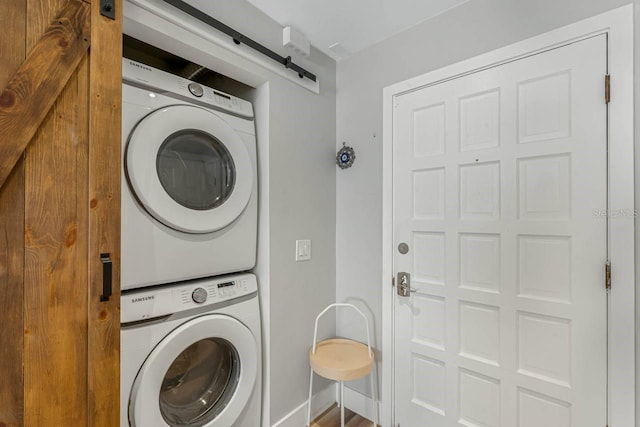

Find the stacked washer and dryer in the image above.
[{"left": 120, "top": 59, "right": 262, "bottom": 427}]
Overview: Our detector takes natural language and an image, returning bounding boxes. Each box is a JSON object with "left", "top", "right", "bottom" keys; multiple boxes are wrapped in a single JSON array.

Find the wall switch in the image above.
[{"left": 295, "top": 239, "right": 311, "bottom": 261}]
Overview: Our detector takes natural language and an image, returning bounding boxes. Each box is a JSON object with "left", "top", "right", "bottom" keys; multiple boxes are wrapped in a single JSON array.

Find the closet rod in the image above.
[{"left": 163, "top": 0, "right": 317, "bottom": 82}]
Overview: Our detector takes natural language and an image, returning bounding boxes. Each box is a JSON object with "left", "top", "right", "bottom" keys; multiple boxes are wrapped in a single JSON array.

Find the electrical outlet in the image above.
[{"left": 295, "top": 239, "right": 311, "bottom": 261}]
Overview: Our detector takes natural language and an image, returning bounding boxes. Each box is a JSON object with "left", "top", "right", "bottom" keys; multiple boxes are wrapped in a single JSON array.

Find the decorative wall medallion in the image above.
[{"left": 336, "top": 142, "right": 356, "bottom": 169}]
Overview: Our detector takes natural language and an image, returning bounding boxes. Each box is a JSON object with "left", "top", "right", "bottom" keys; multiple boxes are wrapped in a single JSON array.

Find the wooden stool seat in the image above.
[
  {"left": 306, "top": 304, "right": 378, "bottom": 427},
  {"left": 310, "top": 338, "right": 375, "bottom": 382}
]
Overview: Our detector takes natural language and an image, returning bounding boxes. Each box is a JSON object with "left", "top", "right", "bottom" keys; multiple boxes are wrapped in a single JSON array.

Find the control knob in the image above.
[
  {"left": 188, "top": 82, "right": 204, "bottom": 97},
  {"left": 192, "top": 287, "right": 208, "bottom": 304}
]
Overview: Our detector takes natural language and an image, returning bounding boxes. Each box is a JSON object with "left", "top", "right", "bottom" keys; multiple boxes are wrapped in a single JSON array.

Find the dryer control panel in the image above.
[
  {"left": 122, "top": 59, "right": 254, "bottom": 119},
  {"left": 121, "top": 273, "right": 258, "bottom": 323}
]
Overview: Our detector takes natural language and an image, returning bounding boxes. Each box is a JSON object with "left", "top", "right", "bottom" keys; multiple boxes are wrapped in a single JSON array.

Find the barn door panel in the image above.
[{"left": 0, "top": 1, "right": 121, "bottom": 426}]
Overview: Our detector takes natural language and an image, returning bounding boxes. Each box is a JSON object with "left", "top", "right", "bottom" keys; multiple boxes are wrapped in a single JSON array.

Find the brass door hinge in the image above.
[
  {"left": 605, "top": 261, "right": 611, "bottom": 291},
  {"left": 605, "top": 74, "right": 611, "bottom": 104}
]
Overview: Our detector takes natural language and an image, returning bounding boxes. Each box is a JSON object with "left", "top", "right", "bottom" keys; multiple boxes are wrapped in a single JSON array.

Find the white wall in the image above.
[
  {"left": 123, "top": 1, "right": 337, "bottom": 425},
  {"left": 335, "top": 0, "right": 637, "bottom": 403}
]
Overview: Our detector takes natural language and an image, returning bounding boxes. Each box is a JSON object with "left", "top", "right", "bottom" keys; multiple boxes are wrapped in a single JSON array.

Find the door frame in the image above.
[{"left": 382, "top": 5, "right": 634, "bottom": 426}]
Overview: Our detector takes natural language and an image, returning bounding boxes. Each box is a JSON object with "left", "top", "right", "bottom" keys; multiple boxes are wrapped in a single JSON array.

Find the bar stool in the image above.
[{"left": 306, "top": 303, "right": 378, "bottom": 427}]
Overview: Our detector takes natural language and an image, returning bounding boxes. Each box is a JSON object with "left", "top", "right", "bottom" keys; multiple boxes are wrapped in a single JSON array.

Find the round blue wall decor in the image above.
[{"left": 336, "top": 142, "right": 355, "bottom": 169}]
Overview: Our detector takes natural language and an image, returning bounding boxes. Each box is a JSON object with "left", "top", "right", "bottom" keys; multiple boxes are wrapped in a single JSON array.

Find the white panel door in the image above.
[{"left": 393, "top": 35, "right": 607, "bottom": 427}]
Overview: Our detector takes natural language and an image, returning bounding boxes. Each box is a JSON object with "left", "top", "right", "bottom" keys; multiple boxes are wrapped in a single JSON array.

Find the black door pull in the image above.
[{"left": 100, "top": 253, "right": 112, "bottom": 302}]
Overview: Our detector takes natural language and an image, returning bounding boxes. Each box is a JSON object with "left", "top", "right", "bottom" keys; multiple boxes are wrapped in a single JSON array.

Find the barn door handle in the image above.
[{"left": 100, "top": 253, "right": 112, "bottom": 302}]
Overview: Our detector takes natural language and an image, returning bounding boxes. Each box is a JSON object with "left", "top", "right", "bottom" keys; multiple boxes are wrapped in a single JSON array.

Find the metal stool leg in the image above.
[
  {"left": 306, "top": 368, "right": 314, "bottom": 426},
  {"left": 340, "top": 381, "right": 345, "bottom": 427}
]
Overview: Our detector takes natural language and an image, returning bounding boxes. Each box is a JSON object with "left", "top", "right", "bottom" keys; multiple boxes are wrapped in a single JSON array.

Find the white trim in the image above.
[
  {"left": 124, "top": 0, "right": 320, "bottom": 94},
  {"left": 271, "top": 385, "right": 335, "bottom": 427},
  {"left": 343, "top": 386, "right": 381, "bottom": 425},
  {"left": 382, "top": 5, "right": 634, "bottom": 427},
  {"left": 124, "top": 0, "right": 266, "bottom": 89},
  {"left": 603, "top": 6, "right": 635, "bottom": 426},
  {"left": 252, "top": 82, "right": 271, "bottom": 427},
  {"left": 381, "top": 70, "right": 395, "bottom": 427}
]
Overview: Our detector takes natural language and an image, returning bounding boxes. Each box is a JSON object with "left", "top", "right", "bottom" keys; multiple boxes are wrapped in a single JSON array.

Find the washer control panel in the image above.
[{"left": 121, "top": 273, "right": 257, "bottom": 323}]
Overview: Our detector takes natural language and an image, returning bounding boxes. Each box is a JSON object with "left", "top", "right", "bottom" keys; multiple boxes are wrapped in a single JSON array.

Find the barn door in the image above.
[
  {"left": 0, "top": 1, "right": 122, "bottom": 426},
  {"left": 393, "top": 35, "right": 608, "bottom": 426}
]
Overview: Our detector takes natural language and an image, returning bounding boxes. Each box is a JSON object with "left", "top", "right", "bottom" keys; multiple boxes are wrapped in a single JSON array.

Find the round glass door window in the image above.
[
  {"left": 157, "top": 130, "right": 236, "bottom": 211},
  {"left": 159, "top": 338, "right": 240, "bottom": 427},
  {"left": 125, "top": 105, "right": 254, "bottom": 234}
]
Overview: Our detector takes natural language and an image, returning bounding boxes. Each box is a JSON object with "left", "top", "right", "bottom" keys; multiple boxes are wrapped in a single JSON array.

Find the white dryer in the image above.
[
  {"left": 121, "top": 59, "right": 257, "bottom": 290},
  {"left": 121, "top": 273, "right": 261, "bottom": 427}
]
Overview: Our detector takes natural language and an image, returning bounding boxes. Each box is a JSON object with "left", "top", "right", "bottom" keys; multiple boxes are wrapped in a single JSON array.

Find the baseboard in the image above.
[
  {"left": 343, "top": 387, "right": 380, "bottom": 424},
  {"left": 271, "top": 385, "right": 336, "bottom": 427}
]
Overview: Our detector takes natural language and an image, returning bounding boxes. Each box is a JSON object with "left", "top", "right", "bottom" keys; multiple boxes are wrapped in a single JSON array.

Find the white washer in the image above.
[
  {"left": 121, "top": 273, "right": 261, "bottom": 427},
  {"left": 121, "top": 59, "right": 257, "bottom": 290}
]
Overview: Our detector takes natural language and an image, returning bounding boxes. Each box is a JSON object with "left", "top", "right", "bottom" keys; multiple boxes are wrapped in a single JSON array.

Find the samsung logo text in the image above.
[{"left": 131, "top": 296, "right": 154, "bottom": 303}]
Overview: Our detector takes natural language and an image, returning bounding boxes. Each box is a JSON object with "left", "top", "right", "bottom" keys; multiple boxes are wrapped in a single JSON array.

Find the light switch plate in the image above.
[{"left": 295, "top": 239, "right": 311, "bottom": 261}]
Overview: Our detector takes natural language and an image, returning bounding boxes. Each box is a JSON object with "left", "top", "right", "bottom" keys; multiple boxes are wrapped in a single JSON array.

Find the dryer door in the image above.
[
  {"left": 129, "top": 314, "right": 258, "bottom": 427},
  {"left": 125, "top": 105, "right": 253, "bottom": 234}
]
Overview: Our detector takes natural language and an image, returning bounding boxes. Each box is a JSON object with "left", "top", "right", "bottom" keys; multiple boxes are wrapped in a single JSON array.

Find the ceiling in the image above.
[{"left": 246, "top": 0, "right": 470, "bottom": 60}]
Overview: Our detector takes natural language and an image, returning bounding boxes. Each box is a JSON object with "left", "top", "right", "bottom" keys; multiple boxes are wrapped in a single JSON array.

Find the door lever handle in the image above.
[{"left": 397, "top": 272, "right": 416, "bottom": 297}]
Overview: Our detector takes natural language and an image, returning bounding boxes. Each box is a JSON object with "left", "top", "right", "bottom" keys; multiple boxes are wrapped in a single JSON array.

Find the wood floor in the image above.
[{"left": 311, "top": 404, "right": 378, "bottom": 427}]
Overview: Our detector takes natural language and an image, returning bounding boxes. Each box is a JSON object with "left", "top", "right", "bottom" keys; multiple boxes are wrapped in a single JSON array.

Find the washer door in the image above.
[
  {"left": 129, "top": 315, "right": 258, "bottom": 427},
  {"left": 126, "top": 105, "right": 253, "bottom": 234}
]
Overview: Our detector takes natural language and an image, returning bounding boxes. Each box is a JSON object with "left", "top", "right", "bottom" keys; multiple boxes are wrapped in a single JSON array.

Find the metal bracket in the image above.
[{"left": 100, "top": 0, "right": 115, "bottom": 20}]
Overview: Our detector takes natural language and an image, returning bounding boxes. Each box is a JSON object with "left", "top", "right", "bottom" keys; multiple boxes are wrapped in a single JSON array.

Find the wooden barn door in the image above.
[{"left": 0, "top": 1, "right": 121, "bottom": 426}]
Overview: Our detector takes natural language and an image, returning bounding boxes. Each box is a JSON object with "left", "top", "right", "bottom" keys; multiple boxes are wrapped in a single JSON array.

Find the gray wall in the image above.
[
  {"left": 335, "top": 0, "right": 636, "bottom": 401},
  {"left": 265, "top": 75, "right": 337, "bottom": 423}
]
